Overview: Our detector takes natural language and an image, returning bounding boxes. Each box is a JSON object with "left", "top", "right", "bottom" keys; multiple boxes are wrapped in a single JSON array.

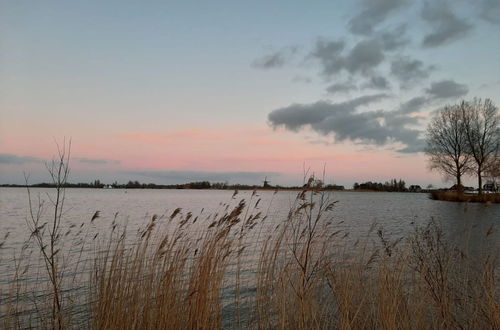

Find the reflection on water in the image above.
[
  {"left": 2, "top": 188, "right": 498, "bottom": 244},
  {"left": 1, "top": 188, "right": 499, "bottom": 267}
]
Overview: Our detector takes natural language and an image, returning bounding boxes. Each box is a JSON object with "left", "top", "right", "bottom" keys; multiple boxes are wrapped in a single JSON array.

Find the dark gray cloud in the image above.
[
  {"left": 76, "top": 157, "right": 121, "bottom": 165},
  {"left": 310, "top": 38, "right": 346, "bottom": 77},
  {"left": 379, "top": 24, "right": 410, "bottom": 50},
  {"left": 421, "top": 1, "right": 473, "bottom": 47},
  {"left": 268, "top": 94, "right": 389, "bottom": 130},
  {"left": 396, "top": 96, "right": 429, "bottom": 115},
  {"left": 390, "top": 56, "right": 434, "bottom": 88},
  {"left": 0, "top": 153, "right": 44, "bottom": 164},
  {"left": 123, "top": 170, "right": 281, "bottom": 185},
  {"left": 311, "top": 38, "right": 385, "bottom": 78},
  {"left": 252, "top": 47, "right": 298, "bottom": 69},
  {"left": 345, "top": 40, "right": 386, "bottom": 73},
  {"left": 268, "top": 94, "right": 426, "bottom": 153},
  {"left": 480, "top": 0, "right": 500, "bottom": 25},
  {"left": 363, "top": 75, "right": 391, "bottom": 90},
  {"left": 425, "top": 80, "right": 468, "bottom": 99},
  {"left": 326, "top": 82, "right": 357, "bottom": 94},
  {"left": 349, "top": 0, "right": 409, "bottom": 35}
]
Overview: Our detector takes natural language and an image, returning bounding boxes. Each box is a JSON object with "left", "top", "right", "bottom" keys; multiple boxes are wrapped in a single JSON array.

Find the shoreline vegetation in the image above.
[
  {"left": 430, "top": 190, "right": 500, "bottom": 203},
  {"left": 1, "top": 181, "right": 343, "bottom": 191},
  {"left": 0, "top": 178, "right": 420, "bottom": 192}
]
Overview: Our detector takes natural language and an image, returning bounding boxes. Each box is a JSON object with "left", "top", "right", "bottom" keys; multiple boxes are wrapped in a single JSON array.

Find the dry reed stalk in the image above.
[
  {"left": 256, "top": 179, "right": 337, "bottom": 329},
  {"left": 89, "top": 200, "right": 247, "bottom": 330}
]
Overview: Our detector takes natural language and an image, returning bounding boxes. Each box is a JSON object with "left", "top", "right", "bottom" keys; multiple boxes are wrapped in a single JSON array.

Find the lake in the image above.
[
  {"left": 2, "top": 187, "right": 499, "bottom": 251},
  {"left": 1, "top": 187, "right": 499, "bottom": 327}
]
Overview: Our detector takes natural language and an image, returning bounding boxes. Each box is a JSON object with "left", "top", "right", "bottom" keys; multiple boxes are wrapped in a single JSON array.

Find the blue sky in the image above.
[{"left": 1, "top": 0, "right": 499, "bottom": 187}]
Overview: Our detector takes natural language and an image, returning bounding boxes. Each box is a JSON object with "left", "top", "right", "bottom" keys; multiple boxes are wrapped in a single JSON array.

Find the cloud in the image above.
[
  {"left": 268, "top": 94, "right": 389, "bottom": 130},
  {"left": 379, "top": 25, "right": 410, "bottom": 50},
  {"left": 123, "top": 170, "right": 281, "bottom": 185},
  {"left": 390, "top": 56, "right": 434, "bottom": 88},
  {"left": 292, "top": 75, "right": 312, "bottom": 83},
  {"left": 0, "top": 154, "right": 122, "bottom": 166},
  {"left": 421, "top": 1, "right": 473, "bottom": 47},
  {"left": 425, "top": 80, "right": 468, "bottom": 99},
  {"left": 311, "top": 38, "right": 386, "bottom": 78},
  {"left": 345, "top": 40, "right": 386, "bottom": 74},
  {"left": 252, "top": 53, "right": 286, "bottom": 69},
  {"left": 326, "top": 82, "right": 357, "bottom": 94},
  {"left": 480, "top": 0, "right": 500, "bottom": 25},
  {"left": 252, "top": 47, "right": 298, "bottom": 69},
  {"left": 363, "top": 75, "right": 391, "bottom": 90},
  {"left": 268, "top": 94, "right": 426, "bottom": 153},
  {"left": 0, "top": 153, "right": 44, "bottom": 164},
  {"left": 396, "top": 96, "right": 429, "bottom": 115},
  {"left": 310, "top": 38, "right": 346, "bottom": 77},
  {"left": 349, "top": 0, "right": 409, "bottom": 35},
  {"left": 75, "top": 157, "right": 121, "bottom": 165}
]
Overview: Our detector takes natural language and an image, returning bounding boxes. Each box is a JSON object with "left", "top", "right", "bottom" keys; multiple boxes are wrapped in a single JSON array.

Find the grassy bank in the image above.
[
  {"left": 1, "top": 185, "right": 499, "bottom": 329},
  {"left": 430, "top": 190, "right": 500, "bottom": 203}
]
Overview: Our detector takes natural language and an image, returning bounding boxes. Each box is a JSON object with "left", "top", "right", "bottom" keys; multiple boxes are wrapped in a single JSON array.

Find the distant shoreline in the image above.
[{"left": 0, "top": 185, "right": 433, "bottom": 193}]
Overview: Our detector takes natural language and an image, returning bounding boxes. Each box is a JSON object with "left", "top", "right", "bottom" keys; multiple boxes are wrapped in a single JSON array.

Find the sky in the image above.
[{"left": 1, "top": 0, "right": 499, "bottom": 188}]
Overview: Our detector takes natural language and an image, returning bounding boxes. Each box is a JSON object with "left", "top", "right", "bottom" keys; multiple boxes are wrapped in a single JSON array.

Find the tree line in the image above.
[
  {"left": 353, "top": 179, "right": 408, "bottom": 192},
  {"left": 1, "top": 180, "right": 347, "bottom": 191},
  {"left": 426, "top": 98, "right": 500, "bottom": 193}
]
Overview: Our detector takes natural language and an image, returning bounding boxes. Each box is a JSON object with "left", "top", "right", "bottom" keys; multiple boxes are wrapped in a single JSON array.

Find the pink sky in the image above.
[{"left": 0, "top": 123, "right": 444, "bottom": 187}]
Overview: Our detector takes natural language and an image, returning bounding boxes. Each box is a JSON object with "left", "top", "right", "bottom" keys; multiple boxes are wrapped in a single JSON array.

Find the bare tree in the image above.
[
  {"left": 426, "top": 103, "right": 472, "bottom": 191},
  {"left": 462, "top": 98, "right": 500, "bottom": 194},
  {"left": 25, "top": 140, "right": 71, "bottom": 329}
]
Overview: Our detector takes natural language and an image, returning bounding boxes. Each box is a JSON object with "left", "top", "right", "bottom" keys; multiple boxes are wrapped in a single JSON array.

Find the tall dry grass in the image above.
[{"left": 1, "top": 176, "right": 499, "bottom": 329}]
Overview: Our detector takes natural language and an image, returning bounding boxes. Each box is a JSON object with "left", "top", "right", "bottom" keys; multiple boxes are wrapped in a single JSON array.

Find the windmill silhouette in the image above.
[{"left": 262, "top": 176, "right": 271, "bottom": 188}]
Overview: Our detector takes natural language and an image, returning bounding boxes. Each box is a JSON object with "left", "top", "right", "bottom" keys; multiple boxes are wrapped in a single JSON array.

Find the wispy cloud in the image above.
[
  {"left": 75, "top": 157, "right": 121, "bottom": 165},
  {"left": 349, "top": 0, "right": 409, "bottom": 35},
  {"left": 251, "top": 46, "right": 299, "bottom": 69},
  {"left": 0, "top": 154, "right": 121, "bottom": 166},
  {"left": 0, "top": 153, "right": 44, "bottom": 164}
]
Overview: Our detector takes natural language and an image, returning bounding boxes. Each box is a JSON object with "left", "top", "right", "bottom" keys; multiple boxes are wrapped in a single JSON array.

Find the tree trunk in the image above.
[
  {"left": 477, "top": 167, "right": 483, "bottom": 195},
  {"left": 456, "top": 173, "right": 463, "bottom": 193}
]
